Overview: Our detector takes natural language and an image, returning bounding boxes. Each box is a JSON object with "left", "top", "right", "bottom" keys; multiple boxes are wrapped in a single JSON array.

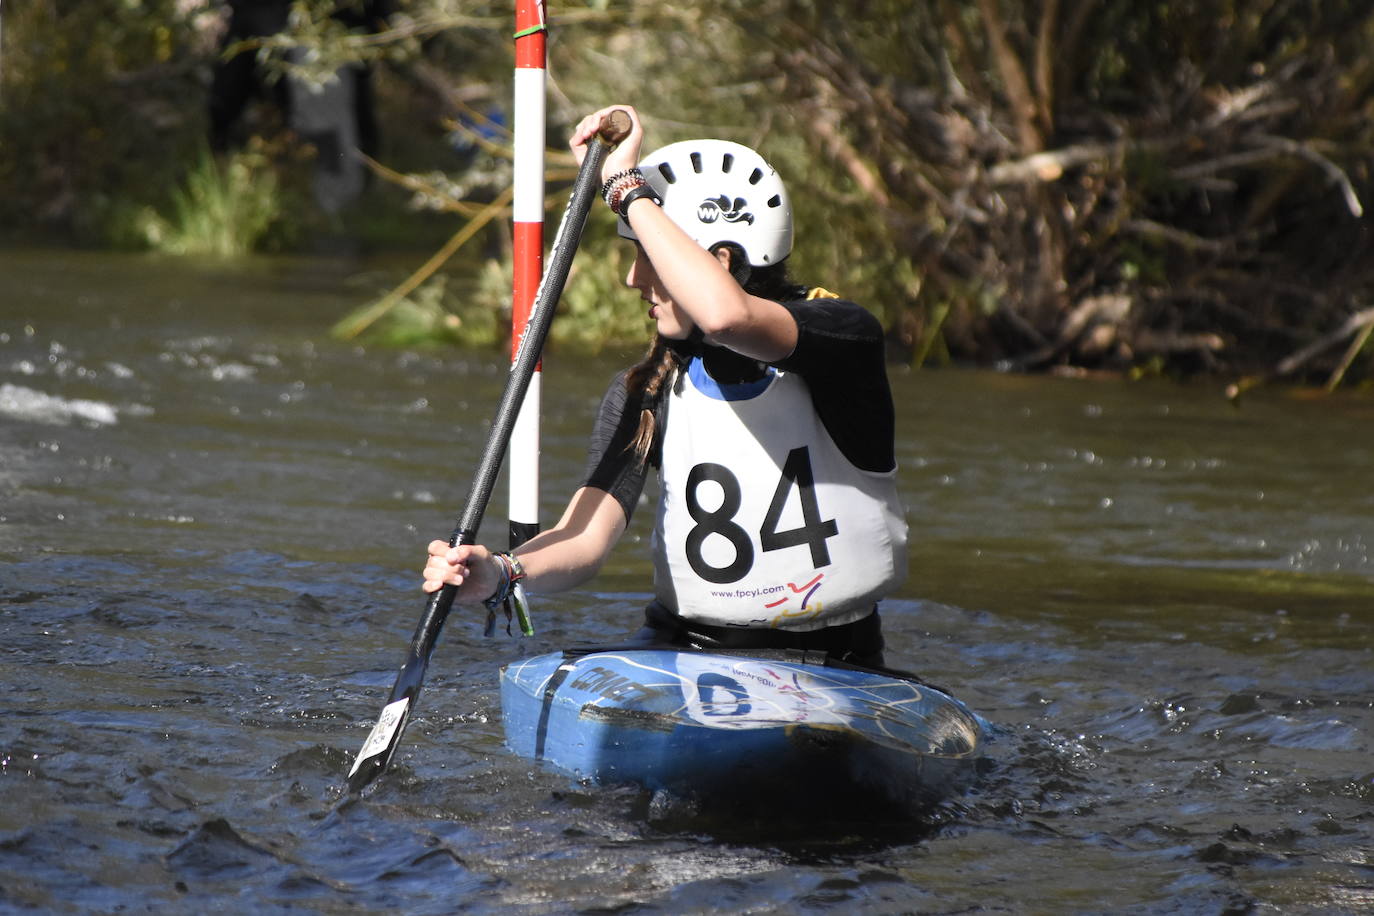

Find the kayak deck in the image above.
[{"left": 500, "top": 647, "right": 984, "bottom": 815}]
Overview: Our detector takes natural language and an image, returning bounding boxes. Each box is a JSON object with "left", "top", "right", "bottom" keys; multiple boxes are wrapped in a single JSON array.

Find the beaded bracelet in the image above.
[
  {"left": 600, "top": 168, "right": 643, "bottom": 202},
  {"left": 606, "top": 179, "right": 640, "bottom": 217}
]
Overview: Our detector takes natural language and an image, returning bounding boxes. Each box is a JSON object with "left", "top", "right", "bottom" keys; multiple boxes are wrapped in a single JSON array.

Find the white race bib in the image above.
[{"left": 652, "top": 362, "right": 907, "bottom": 630}]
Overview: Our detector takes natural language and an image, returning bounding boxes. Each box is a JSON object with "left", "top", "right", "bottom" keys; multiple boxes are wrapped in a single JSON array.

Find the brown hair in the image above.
[{"left": 622, "top": 334, "right": 682, "bottom": 463}]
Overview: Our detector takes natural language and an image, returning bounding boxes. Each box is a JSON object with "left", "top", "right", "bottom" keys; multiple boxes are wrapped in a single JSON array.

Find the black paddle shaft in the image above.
[{"left": 348, "top": 109, "right": 632, "bottom": 793}]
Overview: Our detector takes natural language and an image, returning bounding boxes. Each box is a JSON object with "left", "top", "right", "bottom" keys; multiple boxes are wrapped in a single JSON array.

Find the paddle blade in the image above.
[{"left": 347, "top": 695, "right": 411, "bottom": 793}]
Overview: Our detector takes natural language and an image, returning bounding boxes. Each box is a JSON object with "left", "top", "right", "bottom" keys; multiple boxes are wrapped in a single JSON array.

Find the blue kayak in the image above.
[{"left": 500, "top": 647, "right": 984, "bottom": 814}]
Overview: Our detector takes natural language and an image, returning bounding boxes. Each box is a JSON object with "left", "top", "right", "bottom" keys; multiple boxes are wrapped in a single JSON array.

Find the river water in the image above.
[{"left": 1, "top": 248, "right": 1371, "bottom": 914}]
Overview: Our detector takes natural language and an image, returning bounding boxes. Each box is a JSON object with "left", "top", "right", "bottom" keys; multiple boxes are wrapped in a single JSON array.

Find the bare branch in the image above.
[
  {"left": 975, "top": 0, "right": 1043, "bottom": 154},
  {"left": 1122, "top": 219, "right": 1235, "bottom": 256},
  {"left": 1276, "top": 307, "right": 1374, "bottom": 375},
  {"left": 1254, "top": 134, "right": 1364, "bottom": 218},
  {"left": 989, "top": 138, "right": 1173, "bottom": 185}
]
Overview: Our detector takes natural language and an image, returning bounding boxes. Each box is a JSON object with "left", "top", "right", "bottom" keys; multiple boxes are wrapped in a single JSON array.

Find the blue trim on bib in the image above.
[{"left": 687, "top": 358, "right": 775, "bottom": 401}]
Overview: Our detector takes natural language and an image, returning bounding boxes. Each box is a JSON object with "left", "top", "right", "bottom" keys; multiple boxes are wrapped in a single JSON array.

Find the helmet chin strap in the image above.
[
  {"left": 702, "top": 343, "right": 766, "bottom": 384},
  {"left": 665, "top": 326, "right": 706, "bottom": 360},
  {"left": 662, "top": 330, "right": 762, "bottom": 383}
]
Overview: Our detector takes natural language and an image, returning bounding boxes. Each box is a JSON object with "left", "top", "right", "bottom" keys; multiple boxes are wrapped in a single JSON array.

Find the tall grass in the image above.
[{"left": 123, "top": 145, "right": 286, "bottom": 257}]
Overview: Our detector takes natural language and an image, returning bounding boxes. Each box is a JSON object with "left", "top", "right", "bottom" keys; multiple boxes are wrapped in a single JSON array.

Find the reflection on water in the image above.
[{"left": 1, "top": 249, "right": 1371, "bottom": 913}]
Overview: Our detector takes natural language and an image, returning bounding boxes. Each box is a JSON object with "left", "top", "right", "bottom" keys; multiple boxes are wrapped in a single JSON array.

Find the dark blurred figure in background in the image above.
[{"left": 208, "top": 0, "right": 394, "bottom": 213}]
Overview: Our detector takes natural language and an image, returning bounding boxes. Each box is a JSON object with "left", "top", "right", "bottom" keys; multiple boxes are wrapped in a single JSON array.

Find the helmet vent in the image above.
[
  {"left": 690, "top": 152, "right": 703, "bottom": 173},
  {"left": 748, "top": 168, "right": 763, "bottom": 185},
  {"left": 767, "top": 194, "right": 782, "bottom": 208},
  {"left": 657, "top": 163, "right": 677, "bottom": 184},
  {"left": 721, "top": 153, "right": 734, "bottom": 173}
]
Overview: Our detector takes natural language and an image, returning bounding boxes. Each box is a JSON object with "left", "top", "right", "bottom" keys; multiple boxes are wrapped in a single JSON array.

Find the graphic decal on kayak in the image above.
[
  {"left": 674, "top": 654, "right": 849, "bottom": 729},
  {"left": 695, "top": 673, "right": 751, "bottom": 716},
  {"left": 567, "top": 665, "right": 661, "bottom": 704}
]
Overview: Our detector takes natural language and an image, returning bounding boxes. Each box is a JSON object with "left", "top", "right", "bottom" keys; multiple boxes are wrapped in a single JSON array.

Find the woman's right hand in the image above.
[
  {"left": 568, "top": 103, "right": 645, "bottom": 186},
  {"left": 421, "top": 540, "right": 501, "bottom": 603}
]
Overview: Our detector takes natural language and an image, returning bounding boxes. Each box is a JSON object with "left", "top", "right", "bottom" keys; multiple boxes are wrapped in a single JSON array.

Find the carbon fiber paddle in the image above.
[{"left": 347, "top": 109, "right": 632, "bottom": 794}]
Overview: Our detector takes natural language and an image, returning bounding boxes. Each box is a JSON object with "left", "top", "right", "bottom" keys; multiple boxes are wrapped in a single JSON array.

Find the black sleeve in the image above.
[
  {"left": 581, "top": 370, "right": 651, "bottom": 523},
  {"left": 772, "top": 298, "right": 897, "bottom": 473}
]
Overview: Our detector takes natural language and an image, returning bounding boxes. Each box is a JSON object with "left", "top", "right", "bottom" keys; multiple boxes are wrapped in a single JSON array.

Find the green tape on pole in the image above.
[{"left": 514, "top": 24, "right": 547, "bottom": 39}]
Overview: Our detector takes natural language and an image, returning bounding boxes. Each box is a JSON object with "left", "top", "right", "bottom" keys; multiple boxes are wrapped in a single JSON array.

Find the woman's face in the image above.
[{"left": 625, "top": 246, "right": 695, "bottom": 340}]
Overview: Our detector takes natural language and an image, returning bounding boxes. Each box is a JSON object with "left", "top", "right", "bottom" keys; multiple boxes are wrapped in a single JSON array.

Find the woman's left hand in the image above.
[{"left": 569, "top": 104, "right": 645, "bottom": 185}]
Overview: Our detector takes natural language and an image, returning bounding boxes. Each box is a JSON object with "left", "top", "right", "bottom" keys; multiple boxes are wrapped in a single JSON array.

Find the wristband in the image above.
[
  {"left": 483, "top": 552, "right": 534, "bottom": 638},
  {"left": 505, "top": 553, "right": 527, "bottom": 586},
  {"left": 482, "top": 552, "right": 522, "bottom": 610},
  {"left": 617, "top": 183, "right": 662, "bottom": 224}
]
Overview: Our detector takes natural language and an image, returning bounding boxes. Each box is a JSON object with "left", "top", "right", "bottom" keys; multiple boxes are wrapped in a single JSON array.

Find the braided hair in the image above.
[
  {"left": 622, "top": 245, "right": 808, "bottom": 464},
  {"left": 623, "top": 333, "right": 682, "bottom": 463}
]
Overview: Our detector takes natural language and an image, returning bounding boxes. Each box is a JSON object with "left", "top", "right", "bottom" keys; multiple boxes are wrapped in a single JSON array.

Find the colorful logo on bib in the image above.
[
  {"left": 698, "top": 195, "right": 755, "bottom": 226},
  {"left": 764, "top": 573, "right": 825, "bottom": 626},
  {"left": 707, "top": 572, "right": 826, "bottom": 625}
]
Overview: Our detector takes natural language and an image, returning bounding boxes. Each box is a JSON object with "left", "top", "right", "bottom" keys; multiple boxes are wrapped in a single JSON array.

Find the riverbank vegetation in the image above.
[{"left": 3, "top": 1, "right": 1371, "bottom": 387}]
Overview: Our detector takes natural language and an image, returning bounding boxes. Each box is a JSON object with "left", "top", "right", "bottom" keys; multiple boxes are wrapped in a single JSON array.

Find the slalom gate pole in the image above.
[{"left": 509, "top": 0, "right": 547, "bottom": 552}]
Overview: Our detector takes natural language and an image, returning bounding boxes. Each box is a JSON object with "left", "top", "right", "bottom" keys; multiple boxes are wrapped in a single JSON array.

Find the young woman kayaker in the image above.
[{"left": 422, "top": 104, "right": 907, "bottom": 667}]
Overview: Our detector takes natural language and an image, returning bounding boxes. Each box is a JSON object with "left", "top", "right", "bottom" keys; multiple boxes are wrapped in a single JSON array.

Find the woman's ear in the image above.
[{"left": 710, "top": 242, "right": 751, "bottom": 286}]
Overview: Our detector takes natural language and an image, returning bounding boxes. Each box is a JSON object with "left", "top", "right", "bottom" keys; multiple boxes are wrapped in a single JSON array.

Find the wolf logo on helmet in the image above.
[{"left": 697, "top": 196, "right": 755, "bottom": 226}]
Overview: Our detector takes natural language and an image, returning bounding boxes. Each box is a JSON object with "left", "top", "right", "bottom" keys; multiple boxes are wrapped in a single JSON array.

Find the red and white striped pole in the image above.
[{"left": 509, "top": 0, "right": 546, "bottom": 550}]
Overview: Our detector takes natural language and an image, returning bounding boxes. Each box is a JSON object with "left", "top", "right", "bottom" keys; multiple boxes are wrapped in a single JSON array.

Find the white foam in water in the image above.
[{"left": 0, "top": 383, "right": 121, "bottom": 426}]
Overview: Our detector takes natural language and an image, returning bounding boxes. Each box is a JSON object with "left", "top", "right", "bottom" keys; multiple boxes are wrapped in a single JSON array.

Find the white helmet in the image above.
[{"left": 617, "top": 139, "right": 793, "bottom": 266}]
